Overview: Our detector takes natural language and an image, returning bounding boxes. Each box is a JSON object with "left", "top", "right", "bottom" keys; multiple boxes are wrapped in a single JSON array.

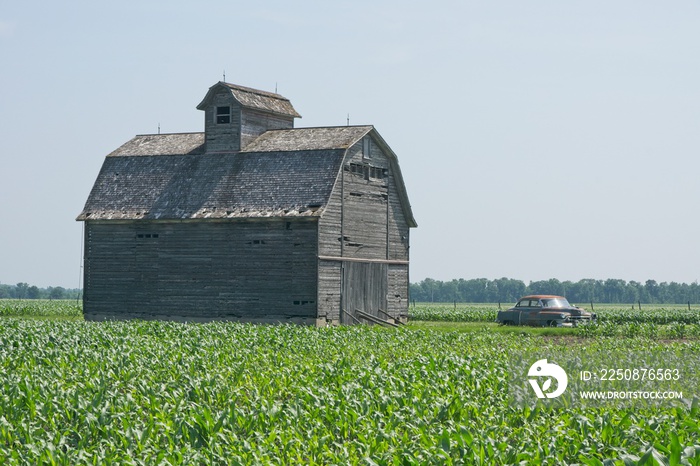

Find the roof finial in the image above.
[
  {"left": 275, "top": 82, "right": 278, "bottom": 94},
  {"left": 158, "top": 123, "right": 160, "bottom": 134},
  {"left": 347, "top": 113, "right": 350, "bottom": 126},
  {"left": 223, "top": 70, "right": 226, "bottom": 82}
]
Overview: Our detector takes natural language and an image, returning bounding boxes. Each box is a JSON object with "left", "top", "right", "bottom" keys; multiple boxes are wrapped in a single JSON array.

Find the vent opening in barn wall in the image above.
[{"left": 77, "top": 81, "right": 417, "bottom": 325}]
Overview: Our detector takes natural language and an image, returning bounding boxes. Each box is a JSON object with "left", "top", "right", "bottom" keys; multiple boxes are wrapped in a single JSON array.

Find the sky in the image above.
[{"left": 1, "top": 1, "right": 699, "bottom": 288}]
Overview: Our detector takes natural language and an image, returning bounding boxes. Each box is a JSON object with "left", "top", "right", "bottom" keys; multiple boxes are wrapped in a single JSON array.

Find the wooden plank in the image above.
[
  {"left": 318, "top": 255, "right": 408, "bottom": 265},
  {"left": 355, "top": 309, "right": 398, "bottom": 328},
  {"left": 342, "top": 308, "right": 362, "bottom": 325},
  {"left": 376, "top": 308, "right": 405, "bottom": 325}
]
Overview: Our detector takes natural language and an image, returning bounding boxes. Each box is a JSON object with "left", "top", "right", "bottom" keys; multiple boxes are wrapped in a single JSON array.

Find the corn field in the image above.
[
  {"left": 0, "top": 300, "right": 81, "bottom": 319},
  {"left": 0, "top": 301, "right": 699, "bottom": 464}
]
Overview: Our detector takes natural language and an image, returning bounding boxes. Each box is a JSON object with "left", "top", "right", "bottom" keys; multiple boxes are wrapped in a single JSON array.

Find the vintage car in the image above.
[{"left": 496, "top": 295, "right": 596, "bottom": 327}]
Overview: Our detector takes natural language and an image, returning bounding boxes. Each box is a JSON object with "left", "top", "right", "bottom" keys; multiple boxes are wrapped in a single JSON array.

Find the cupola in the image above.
[{"left": 196, "top": 82, "right": 301, "bottom": 153}]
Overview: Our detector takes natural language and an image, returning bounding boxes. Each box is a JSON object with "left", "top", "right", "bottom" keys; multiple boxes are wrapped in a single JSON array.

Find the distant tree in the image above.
[
  {"left": 409, "top": 277, "right": 700, "bottom": 304},
  {"left": 48, "top": 286, "right": 66, "bottom": 299},
  {"left": 623, "top": 281, "right": 641, "bottom": 303},
  {"left": 442, "top": 280, "right": 460, "bottom": 303},
  {"left": 645, "top": 280, "right": 659, "bottom": 303},
  {"left": 459, "top": 278, "right": 489, "bottom": 302},
  {"left": 603, "top": 279, "right": 626, "bottom": 303},
  {"left": 26, "top": 286, "right": 40, "bottom": 299},
  {"left": 528, "top": 279, "right": 564, "bottom": 297},
  {"left": 15, "top": 282, "right": 29, "bottom": 299},
  {"left": 492, "top": 277, "right": 526, "bottom": 303}
]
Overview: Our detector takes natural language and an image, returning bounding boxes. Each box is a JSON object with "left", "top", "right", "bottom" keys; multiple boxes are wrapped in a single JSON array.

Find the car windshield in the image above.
[{"left": 541, "top": 298, "right": 571, "bottom": 308}]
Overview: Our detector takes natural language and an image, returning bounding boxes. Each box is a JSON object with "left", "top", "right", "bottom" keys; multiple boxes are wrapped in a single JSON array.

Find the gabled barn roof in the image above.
[
  {"left": 78, "top": 148, "right": 344, "bottom": 220},
  {"left": 78, "top": 125, "right": 415, "bottom": 227},
  {"left": 196, "top": 82, "right": 301, "bottom": 118}
]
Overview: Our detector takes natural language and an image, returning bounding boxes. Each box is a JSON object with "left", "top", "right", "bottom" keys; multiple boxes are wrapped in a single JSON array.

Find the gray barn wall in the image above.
[
  {"left": 317, "top": 260, "right": 342, "bottom": 322},
  {"left": 317, "top": 136, "right": 410, "bottom": 322},
  {"left": 84, "top": 219, "right": 319, "bottom": 323}
]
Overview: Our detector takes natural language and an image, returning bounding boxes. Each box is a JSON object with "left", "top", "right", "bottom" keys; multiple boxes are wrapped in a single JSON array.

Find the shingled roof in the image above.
[
  {"left": 107, "top": 133, "right": 205, "bottom": 157},
  {"left": 77, "top": 149, "right": 344, "bottom": 220},
  {"left": 78, "top": 124, "right": 416, "bottom": 226},
  {"left": 79, "top": 125, "right": 362, "bottom": 222},
  {"left": 196, "top": 82, "right": 301, "bottom": 118},
  {"left": 244, "top": 126, "right": 372, "bottom": 152}
]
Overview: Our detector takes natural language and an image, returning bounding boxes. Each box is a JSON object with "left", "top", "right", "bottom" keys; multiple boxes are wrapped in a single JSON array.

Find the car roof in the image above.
[{"left": 518, "top": 295, "right": 566, "bottom": 300}]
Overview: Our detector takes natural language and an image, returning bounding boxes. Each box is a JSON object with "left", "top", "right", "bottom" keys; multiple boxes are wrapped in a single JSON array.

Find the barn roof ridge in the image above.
[
  {"left": 266, "top": 124, "right": 374, "bottom": 131},
  {"left": 109, "top": 125, "right": 377, "bottom": 157},
  {"left": 196, "top": 81, "right": 301, "bottom": 118},
  {"left": 134, "top": 131, "right": 203, "bottom": 137},
  {"left": 220, "top": 81, "right": 289, "bottom": 100}
]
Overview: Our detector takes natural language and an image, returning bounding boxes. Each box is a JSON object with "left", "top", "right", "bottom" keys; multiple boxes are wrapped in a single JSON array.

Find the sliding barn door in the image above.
[{"left": 341, "top": 261, "right": 388, "bottom": 324}]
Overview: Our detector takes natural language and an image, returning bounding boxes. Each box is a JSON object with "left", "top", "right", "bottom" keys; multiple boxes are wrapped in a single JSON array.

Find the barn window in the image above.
[
  {"left": 216, "top": 106, "right": 231, "bottom": 124},
  {"left": 362, "top": 136, "right": 371, "bottom": 160},
  {"left": 136, "top": 233, "right": 159, "bottom": 239},
  {"left": 369, "top": 166, "right": 387, "bottom": 181},
  {"left": 348, "top": 162, "right": 385, "bottom": 181}
]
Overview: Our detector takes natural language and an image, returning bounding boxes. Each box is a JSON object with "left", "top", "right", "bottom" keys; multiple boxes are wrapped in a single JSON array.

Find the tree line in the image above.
[
  {"left": 0, "top": 283, "right": 81, "bottom": 300},
  {"left": 409, "top": 277, "right": 700, "bottom": 305}
]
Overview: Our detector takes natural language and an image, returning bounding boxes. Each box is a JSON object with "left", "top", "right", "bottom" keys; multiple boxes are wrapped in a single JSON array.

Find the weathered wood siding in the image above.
[
  {"left": 204, "top": 89, "right": 241, "bottom": 152},
  {"left": 317, "top": 135, "right": 410, "bottom": 322},
  {"left": 317, "top": 260, "right": 341, "bottom": 322},
  {"left": 340, "top": 138, "right": 390, "bottom": 260},
  {"left": 83, "top": 219, "right": 319, "bottom": 323},
  {"left": 387, "top": 264, "right": 409, "bottom": 321},
  {"left": 240, "top": 109, "right": 294, "bottom": 149}
]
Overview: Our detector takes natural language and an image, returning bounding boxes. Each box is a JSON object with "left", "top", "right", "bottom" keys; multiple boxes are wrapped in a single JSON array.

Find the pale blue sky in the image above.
[{"left": 1, "top": 1, "right": 699, "bottom": 288}]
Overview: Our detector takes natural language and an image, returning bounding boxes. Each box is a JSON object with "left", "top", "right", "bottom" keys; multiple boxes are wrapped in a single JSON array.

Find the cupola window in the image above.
[{"left": 216, "top": 106, "right": 231, "bottom": 124}]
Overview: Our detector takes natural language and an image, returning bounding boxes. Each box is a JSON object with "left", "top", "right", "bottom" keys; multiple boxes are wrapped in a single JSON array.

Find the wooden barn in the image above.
[{"left": 77, "top": 81, "right": 416, "bottom": 325}]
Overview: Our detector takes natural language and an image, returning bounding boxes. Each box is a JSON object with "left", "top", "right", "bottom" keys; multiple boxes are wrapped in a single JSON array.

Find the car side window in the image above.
[{"left": 519, "top": 300, "right": 534, "bottom": 309}]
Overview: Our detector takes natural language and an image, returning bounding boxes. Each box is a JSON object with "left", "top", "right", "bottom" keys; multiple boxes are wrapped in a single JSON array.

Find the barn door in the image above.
[{"left": 341, "top": 261, "right": 388, "bottom": 324}]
